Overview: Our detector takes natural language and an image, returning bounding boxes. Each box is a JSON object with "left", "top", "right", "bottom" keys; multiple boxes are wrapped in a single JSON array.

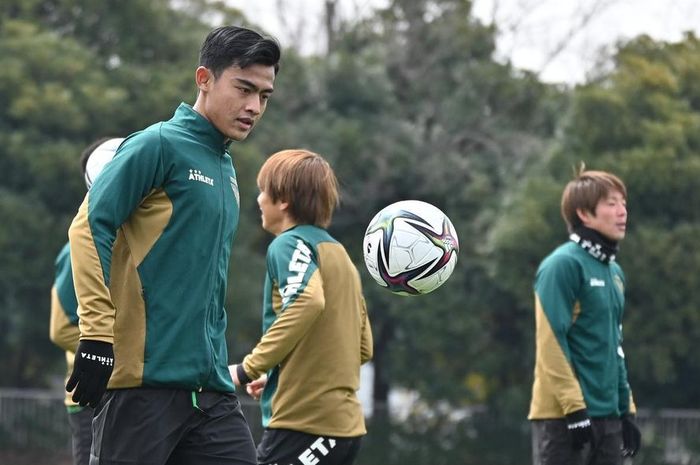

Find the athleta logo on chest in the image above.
[
  {"left": 188, "top": 169, "right": 214, "bottom": 186},
  {"left": 280, "top": 240, "right": 312, "bottom": 305}
]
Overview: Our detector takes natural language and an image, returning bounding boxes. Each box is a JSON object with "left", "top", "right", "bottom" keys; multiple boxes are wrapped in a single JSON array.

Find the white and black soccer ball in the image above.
[
  {"left": 363, "top": 200, "right": 459, "bottom": 296},
  {"left": 84, "top": 138, "right": 124, "bottom": 189}
]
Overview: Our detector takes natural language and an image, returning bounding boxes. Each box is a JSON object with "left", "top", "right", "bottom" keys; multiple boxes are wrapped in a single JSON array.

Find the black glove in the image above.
[
  {"left": 566, "top": 408, "right": 594, "bottom": 451},
  {"left": 66, "top": 340, "right": 114, "bottom": 408},
  {"left": 621, "top": 414, "right": 641, "bottom": 457}
]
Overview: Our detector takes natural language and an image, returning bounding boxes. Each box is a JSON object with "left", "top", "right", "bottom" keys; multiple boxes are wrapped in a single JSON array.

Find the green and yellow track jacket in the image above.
[
  {"left": 528, "top": 239, "right": 635, "bottom": 419},
  {"left": 242, "top": 225, "right": 373, "bottom": 437},
  {"left": 49, "top": 241, "right": 81, "bottom": 407},
  {"left": 69, "top": 103, "right": 240, "bottom": 392}
]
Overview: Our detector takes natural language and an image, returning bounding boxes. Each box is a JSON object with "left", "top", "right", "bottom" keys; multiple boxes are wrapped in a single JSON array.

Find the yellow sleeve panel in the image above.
[
  {"left": 69, "top": 194, "right": 115, "bottom": 344},
  {"left": 121, "top": 189, "right": 173, "bottom": 268},
  {"left": 107, "top": 189, "right": 170, "bottom": 388},
  {"left": 360, "top": 296, "right": 373, "bottom": 364},
  {"left": 528, "top": 293, "right": 586, "bottom": 419},
  {"left": 63, "top": 350, "right": 79, "bottom": 407},
  {"left": 49, "top": 286, "right": 80, "bottom": 353},
  {"left": 50, "top": 286, "right": 81, "bottom": 407},
  {"left": 243, "top": 270, "right": 325, "bottom": 380},
  {"left": 106, "top": 229, "right": 147, "bottom": 388}
]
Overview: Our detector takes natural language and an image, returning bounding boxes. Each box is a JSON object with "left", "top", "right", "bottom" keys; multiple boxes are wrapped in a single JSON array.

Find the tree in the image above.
[
  {"left": 579, "top": 34, "right": 700, "bottom": 407},
  {"left": 0, "top": 18, "right": 127, "bottom": 386},
  {"left": 488, "top": 33, "right": 700, "bottom": 409}
]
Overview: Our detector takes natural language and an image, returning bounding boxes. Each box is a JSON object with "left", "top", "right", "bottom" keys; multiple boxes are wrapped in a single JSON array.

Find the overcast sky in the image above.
[{"left": 241, "top": 0, "right": 700, "bottom": 84}]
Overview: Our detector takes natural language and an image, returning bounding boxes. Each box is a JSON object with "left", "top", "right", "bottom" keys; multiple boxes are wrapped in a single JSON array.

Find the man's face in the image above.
[
  {"left": 195, "top": 64, "right": 275, "bottom": 141},
  {"left": 580, "top": 190, "right": 628, "bottom": 241},
  {"left": 257, "top": 190, "right": 288, "bottom": 236}
]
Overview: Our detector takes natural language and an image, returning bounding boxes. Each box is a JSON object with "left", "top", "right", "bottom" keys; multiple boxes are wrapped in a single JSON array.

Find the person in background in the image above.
[
  {"left": 66, "top": 26, "right": 280, "bottom": 465},
  {"left": 230, "top": 149, "right": 373, "bottom": 465},
  {"left": 528, "top": 166, "right": 642, "bottom": 465},
  {"left": 49, "top": 136, "right": 122, "bottom": 465}
]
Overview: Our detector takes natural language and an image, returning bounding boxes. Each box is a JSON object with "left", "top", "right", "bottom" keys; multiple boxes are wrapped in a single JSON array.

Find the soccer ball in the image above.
[
  {"left": 363, "top": 200, "right": 459, "bottom": 296},
  {"left": 85, "top": 138, "right": 124, "bottom": 189}
]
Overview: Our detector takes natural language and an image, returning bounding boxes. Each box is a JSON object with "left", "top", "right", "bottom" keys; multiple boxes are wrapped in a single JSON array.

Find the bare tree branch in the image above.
[
  {"left": 538, "top": 0, "right": 619, "bottom": 74},
  {"left": 477, "top": 0, "right": 622, "bottom": 79}
]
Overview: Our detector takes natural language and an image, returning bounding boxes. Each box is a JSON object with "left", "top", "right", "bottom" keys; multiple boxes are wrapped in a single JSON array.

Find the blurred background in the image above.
[{"left": 2, "top": 0, "right": 700, "bottom": 464}]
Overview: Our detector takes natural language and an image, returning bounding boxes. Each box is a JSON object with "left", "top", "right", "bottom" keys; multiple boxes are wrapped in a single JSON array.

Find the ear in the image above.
[
  {"left": 195, "top": 66, "right": 213, "bottom": 92},
  {"left": 279, "top": 201, "right": 290, "bottom": 212},
  {"left": 576, "top": 207, "right": 594, "bottom": 226}
]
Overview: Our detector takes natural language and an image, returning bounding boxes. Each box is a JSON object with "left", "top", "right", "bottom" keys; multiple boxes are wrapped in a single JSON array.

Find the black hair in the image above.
[
  {"left": 199, "top": 26, "right": 281, "bottom": 78},
  {"left": 79, "top": 137, "right": 113, "bottom": 177}
]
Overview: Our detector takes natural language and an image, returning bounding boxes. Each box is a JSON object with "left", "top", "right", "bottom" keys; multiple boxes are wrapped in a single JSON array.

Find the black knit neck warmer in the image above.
[{"left": 570, "top": 225, "right": 619, "bottom": 263}]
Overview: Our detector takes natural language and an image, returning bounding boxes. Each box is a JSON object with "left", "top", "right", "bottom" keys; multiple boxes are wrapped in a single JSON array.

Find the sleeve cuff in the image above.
[{"left": 236, "top": 364, "right": 252, "bottom": 385}]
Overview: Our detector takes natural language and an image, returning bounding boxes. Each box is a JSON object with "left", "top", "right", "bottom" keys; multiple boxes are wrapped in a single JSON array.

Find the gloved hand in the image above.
[
  {"left": 621, "top": 414, "right": 642, "bottom": 457},
  {"left": 565, "top": 408, "right": 594, "bottom": 451},
  {"left": 66, "top": 340, "right": 114, "bottom": 408}
]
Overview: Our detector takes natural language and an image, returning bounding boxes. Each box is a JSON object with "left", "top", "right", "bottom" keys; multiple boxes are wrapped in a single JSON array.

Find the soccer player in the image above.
[
  {"left": 528, "top": 166, "right": 642, "bottom": 465},
  {"left": 66, "top": 26, "right": 280, "bottom": 465},
  {"left": 49, "top": 137, "right": 121, "bottom": 465},
  {"left": 229, "top": 149, "right": 374, "bottom": 465}
]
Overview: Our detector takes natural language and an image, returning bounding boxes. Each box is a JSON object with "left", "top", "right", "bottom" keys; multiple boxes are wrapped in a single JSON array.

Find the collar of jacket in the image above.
[
  {"left": 172, "top": 103, "right": 232, "bottom": 153},
  {"left": 570, "top": 225, "right": 619, "bottom": 263}
]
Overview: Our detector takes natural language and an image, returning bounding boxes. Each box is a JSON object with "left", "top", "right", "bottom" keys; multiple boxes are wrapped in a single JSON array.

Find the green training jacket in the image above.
[
  {"left": 69, "top": 103, "right": 240, "bottom": 392},
  {"left": 49, "top": 241, "right": 81, "bottom": 407},
  {"left": 242, "top": 225, "right": 373, "bottom": 437},
  {"left": 528, "top": 239, "right": 635, "bottom": 419}
]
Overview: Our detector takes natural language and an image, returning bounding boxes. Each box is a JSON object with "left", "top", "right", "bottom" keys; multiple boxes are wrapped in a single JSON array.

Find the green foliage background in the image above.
[{"left": 2, "top": 2, "right": 700, "bottom": 460}]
